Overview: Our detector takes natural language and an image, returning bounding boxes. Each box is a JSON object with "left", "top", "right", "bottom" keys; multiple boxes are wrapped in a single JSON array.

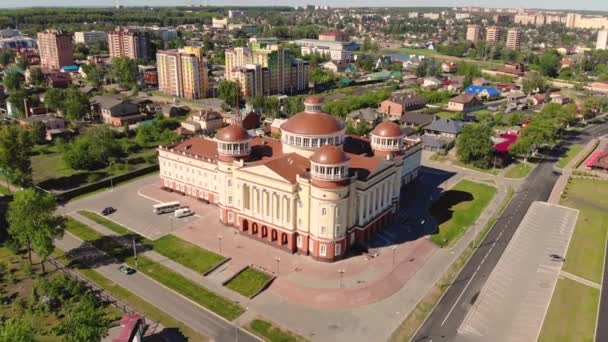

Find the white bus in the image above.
[{"left": 153, "top": 201, "right": 180, "bottom": 214}]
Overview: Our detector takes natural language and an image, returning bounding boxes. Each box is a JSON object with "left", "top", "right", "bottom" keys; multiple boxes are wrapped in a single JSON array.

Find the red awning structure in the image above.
[
  {"left": 494, "top": 133, "right": 518, "bottom": 153},
  {"left": 585, "top": 151, "right": 603, "bottom": 168}
]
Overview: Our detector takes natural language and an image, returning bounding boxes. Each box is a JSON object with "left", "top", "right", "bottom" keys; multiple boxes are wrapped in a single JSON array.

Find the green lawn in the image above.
[
  {"left": 453, "top": 160, "right": 501, "bottom": 175},
  {"left": 64, "top": 218, "right": 244, "bottom": 320},
  {"left": 152, "top": 235, "right": 225, "bottom": 275},
  {"left": 77, "top": 211, "right": 225, "bottom": 275},
  {"left": 51, "top": 249, "right": 209, "bottom": 341},
  {"left": 65, "top": 217, "right": 104, "bottom": 241},
  {"left": 504, "top": 162, "right": 535, "bottom": 179},
  {"left": 539, "top": 278, "right": 599, "bottom": 342},
  {"left": 561, "top": 179, "right": 608, "bottom": 284},
  {"left": 435, "top": 112, "right": 461, "bottom": 120},
  {"left": 380, "top": 47, "right": 435, "bottom": 56},
  {"left": 225, "top": 267, "right": 272, "bottom": 298},
  {"left": 556, "top": 144, "right": 584, "bottom": 169},
  {"left": 247, "top": 319, "right": 308, "bottom": 342},
  {"left": 430, "top": 180, "right": 497, "bottom": 247}
]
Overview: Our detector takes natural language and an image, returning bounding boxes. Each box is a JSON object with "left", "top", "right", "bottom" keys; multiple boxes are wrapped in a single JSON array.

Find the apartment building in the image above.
[
  {"left": 598, "top": 30, "right": 608, "bottom": 50},
  {"left": 157, "top": 47, "right": 208, "bottom": 99},
  {"left": 486, "top": 26, "right": 500, "bottom": 43},
  {"left": 506, "top": 28, "right": 523, "bottom": 50},
  {"left": 293, "top": 39, "right": 351, "bottom": 63},
  {"left": 566, "top": 13, "right": 608, "bottom": 29},
  {"left": 74, "top": 31, "right": 107, "bottom": 45},
  {"left": 37, "top": 29, "right": 73, "bottom": 70},
  {"left": 319, "top": 31, "right": 347, "bottom": 42},
  {"left": 107, "top": 27, "right": 151, "bottom": 60},
  {"left": 466, "top": 25, "right": 481, "bottom": 42}
]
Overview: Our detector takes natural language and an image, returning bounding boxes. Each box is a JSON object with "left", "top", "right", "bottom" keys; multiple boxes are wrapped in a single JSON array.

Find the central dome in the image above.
[
  {"left": 280, "top": 96, "right": 345, "bottom": 136},
  {"left": 216, "top": 125, "right": 250, "bottom": 142},
  {"left": 310, "top": 145, "right": 349, "bottom": 164}
]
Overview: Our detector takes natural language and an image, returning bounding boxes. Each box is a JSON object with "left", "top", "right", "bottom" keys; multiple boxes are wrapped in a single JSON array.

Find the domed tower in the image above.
[
  {"left": 280, "top": 96, "right": 345, "bottom": 157},
  {"left": 370, "top": 121, "right": 405, "bottom": 159},
  {"left": 215, "top": 124, "right": 251, "bottom": 163},
  {"left": 307, "top": 145, "right": 351, "bottom": 261}
]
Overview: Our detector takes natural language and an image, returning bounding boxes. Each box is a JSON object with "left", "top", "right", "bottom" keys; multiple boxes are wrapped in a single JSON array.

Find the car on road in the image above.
[
  {"left": 101, "top": 207, "right": 116, "bottom": 216},
  {"left": 549, "top": 254, "right": 565, "bottom": 262},
  {"left": 119, "top": 265, "right": 136, "bottom": 275}
]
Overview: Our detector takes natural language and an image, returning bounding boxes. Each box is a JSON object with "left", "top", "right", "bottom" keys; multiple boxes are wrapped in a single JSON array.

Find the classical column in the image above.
[
  {"left": 291, "top": 197, "right": 297, "bottom": 229},
  {"left": 358, "top": 194, "right": 364, "bottom": 225}
]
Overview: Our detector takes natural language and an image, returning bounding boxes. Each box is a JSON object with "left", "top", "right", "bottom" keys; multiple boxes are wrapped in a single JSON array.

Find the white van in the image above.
[{"left": 174, "top": 207, "right": 193, "bottom": 218}]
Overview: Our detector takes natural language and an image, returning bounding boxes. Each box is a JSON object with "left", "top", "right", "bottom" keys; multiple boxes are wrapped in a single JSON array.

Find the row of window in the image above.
[
  {"left": 372, "top": 136, "right": 402, "bottom": 149},
  {"left": 218, "top": 142, "right": 250, "bottom": 154},
  {"left": 311, "top": 165, "right": 347, "bottom": 180},
  {"left": 296, "top": 236, "right": 342, "bottom": 257},
  {"left": 282, "top": 133, "right": 344, "bottom": 149}
]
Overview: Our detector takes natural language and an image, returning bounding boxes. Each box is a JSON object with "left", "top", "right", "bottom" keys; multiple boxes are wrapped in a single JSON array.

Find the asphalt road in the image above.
[
  {"left": 413, "top": 122, "right": 608, "bottom": 342},
  {"left": 56, "top": 233, "right": 260, "bottom": 342}
]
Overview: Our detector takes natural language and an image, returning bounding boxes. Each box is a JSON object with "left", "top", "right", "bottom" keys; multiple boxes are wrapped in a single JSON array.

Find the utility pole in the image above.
[{"left": 132, "top": 237, "right": 138, "bottom": 268}]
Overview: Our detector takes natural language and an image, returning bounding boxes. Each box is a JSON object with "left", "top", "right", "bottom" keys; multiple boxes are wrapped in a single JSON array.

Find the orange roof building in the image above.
[{"left": 158, "top": 96, "right": 422, "bottom": 262}]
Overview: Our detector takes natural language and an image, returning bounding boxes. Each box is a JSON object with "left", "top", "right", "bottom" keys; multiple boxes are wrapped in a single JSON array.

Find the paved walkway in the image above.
[
  {"left": 560, "top": 271, "right": 601, "bottom": 289},
  {"left": 55, "top": 231, "right": 260, "bottom": 342}
]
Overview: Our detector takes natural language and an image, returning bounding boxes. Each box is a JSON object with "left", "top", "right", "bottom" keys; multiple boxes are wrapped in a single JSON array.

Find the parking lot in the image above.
[{"left": 63, "top": 175, "right": 200, "bottom": 240}]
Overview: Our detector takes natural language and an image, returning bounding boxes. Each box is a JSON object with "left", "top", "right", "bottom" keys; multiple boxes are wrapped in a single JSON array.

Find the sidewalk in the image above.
[{"left": 548, "top": 139, "right": 598, "bottom": 204}]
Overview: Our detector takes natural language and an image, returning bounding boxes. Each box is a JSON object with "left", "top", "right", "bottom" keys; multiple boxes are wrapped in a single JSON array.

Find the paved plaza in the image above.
[{"left": 456, "top": 201, "right": 579, "bottom": 342}]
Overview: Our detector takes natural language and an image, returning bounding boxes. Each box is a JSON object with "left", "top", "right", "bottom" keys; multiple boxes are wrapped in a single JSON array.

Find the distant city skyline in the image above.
[{"left": 1, "top": 1, "right": 607, "bottom": 12}]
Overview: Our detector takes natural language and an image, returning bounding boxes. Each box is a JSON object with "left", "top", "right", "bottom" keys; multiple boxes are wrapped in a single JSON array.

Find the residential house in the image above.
[
  {"left": 422, "top": 76, "right": 442, "bottom": 89},
  {"left": 321, "top": 60, "right": 349, "bottom": 73},
  {"left": 441, "top": 61, "right": 457, "bottom": 73},
  {"left": 493, "top": 132, "right": 518, "bottom": 166},
  {"left": 550, "top": 93, "right": 570, "bottom": 105},
  {"left": 346, "top": 107, "right": 381, "bottom": 127},
  {"left": 90, "top": 95, "right": 146, "bottom": 126},
  {"left": 17, "top": 114, "right": 69, "bottom": 141},
  {"left": 465, "top": 85, "right": 500, "bottom": 100},
  {"left": 422, "top": 117, "right": 465, "bottom": 151},
  {"left": 180, "top": 109, "right": 224, "bottom": 134},
  {"left": 445, "top": 75, "right": 465, "bottom": 93},
  {"left": 162, "top": 104, "right": 189, "bottom": 118},
  {"left": 529, "top": 94, "right": 546, "bottom": 106},
  {"left": 379, "top": 94, "right": 427, "bottom": 119},
  {"left": 447, "top": 94, "right": 483, "bottom": 112},
  {"left": 472, "top": 78, "right": 491, "bottom": 86},
  {"left": 46, "top": 72, "right": 71, "bottom": 88},
  {"left": 400, "top": 112, "right": 434, "bottom": 129}
]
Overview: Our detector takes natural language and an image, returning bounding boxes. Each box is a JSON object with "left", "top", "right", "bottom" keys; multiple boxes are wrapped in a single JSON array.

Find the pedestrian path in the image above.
[{"left": 560, "top": 270, "right": 601, "bottom": 289}]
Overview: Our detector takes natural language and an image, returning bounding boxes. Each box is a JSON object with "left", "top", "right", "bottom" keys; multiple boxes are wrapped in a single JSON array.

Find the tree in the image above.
[
  {"left": 2, "top": 71, "right": 23, "bottom": 91},
  {"left": 309, "top": 67, "right": 336, "bottom": 88},
  {"left": 80, "top": 64, "right": 104, "bottom": 87},
  {"left": 7, "top": 90, "right": 26, "bottom": 117},
  {"left": 63, "top": 88, "right": 90, "bottom": 121},
  {"left": 456, "top": 124, "right": 494, "bottom": 168},
  {"left": 522, "top": 72, "right": 546, "bottom": 95},
  {"left": 7, "top": 189, "right": 64, "bottom": 271},
  {"left": 62, "top": 126, "right": 123, "bottom": 170},
  {"left": 27, "top": 67, "right": 45, "bottom": 87},
  {"left": 217, "top": 80, "right": 238, "bottom": 107},
  {"left": 537, "top": 50, "right": 561, "bottom": 77},
  {"left": 0, "top": 50, "right": 15, "bottom": 66},
  {"left": 111, "top": 56, "right": 138, "bottom": 88},
  {"left": 509, "top": 118, "right": 558, "bottom": 159},
  {"left": 30, "top": 120, "right": 47, "bottom": 145},
  {"left": 0, "top": 125, "right": 33, "bottom": 186},
  {"left": 58, "top": 294, "right": 108, "bottom": 342},
  {"left": 44, "top": 88, "right": 65, "bottom": 111},
  {"left": 0, "top": 317, "right": 34, "bottom": 342}
]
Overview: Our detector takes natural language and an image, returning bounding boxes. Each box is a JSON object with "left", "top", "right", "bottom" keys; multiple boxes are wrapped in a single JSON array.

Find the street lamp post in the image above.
[
  {"left": 217, "top": 235, "right": 223, "bottom": 254},
  {"left": 275, "top": 256, "right": 281, "bottom": 275},
  {"left": 107, "top": 160, "right": 115, "bottom": 192},
  {"left": 132, "top": 237, "right": 138, "bottom": 268},
  {"left": 338, "top": 269, "right": 345, "bottom": 288}
]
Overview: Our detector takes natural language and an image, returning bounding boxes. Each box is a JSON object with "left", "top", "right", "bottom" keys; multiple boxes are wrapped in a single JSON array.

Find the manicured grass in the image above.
[
  {"left": 453, "top": 160, "right": 501, "bottom": 175},
  {"left": 430, "top": 180, "right": 497, "bottom": 247},
  {"left": 65, "top": 218, "right": 244, "bottom": 320},
  {"left": 51, "top": 250, "right": 208, "bottom": 341},
  {"left": 152, "top": 235, "right": 225, "bottom": 275},
  {"left": 77, "top": 211, "right": 225, "bottom": 274},
  {"left": 561, "top": 179, "right": 608, "bottom": 284},
  {"left": 539, "top": 278, "right": 599, "bottom": 342},
  {"left": 225, "top": 267, "right": 272, "bottom": 298},
  {"left": 556, "top": 144, "right": 584, "bottom": 169},
  {"left": 504, "top": 162, "right": 535, "bottom": 179},
  {"left": 380, "top": 47, "right": 435, "bottom": 56},
  {"left": 247, "top": 319, "right": 308, "bottom": 342},
  {"left": 78, "top": 210, "right": 131, "bottom": 235},
  {"left": 65, "top": 217, "right": 103, "bottom": 241},
  {"left": 435, "top": 111, "right": 461, "bottom": 120},
  {"left": 390, "top": 188, "right": 514, "bottom": 341}
]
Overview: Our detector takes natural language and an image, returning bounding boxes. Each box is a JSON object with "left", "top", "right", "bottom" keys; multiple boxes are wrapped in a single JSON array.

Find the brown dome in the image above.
[
  {"left": 281, "top": 112, "right": 345, "bottom": 136},
  {"left": 304, "top": 95, "right": 323, "bottom": 105},
  {"left": 216, "top": 125, "right": 250, "bottom": 142},
  {"left": 310, "top": 145, "right": 349, "bottom": 165},
  {"left": 371, "top": 121, "right": 403, "bottom": 137}
]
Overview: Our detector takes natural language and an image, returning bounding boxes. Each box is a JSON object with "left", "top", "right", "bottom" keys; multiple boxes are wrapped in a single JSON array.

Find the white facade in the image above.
[
  {"left": 294, "top": 39, "right": 351, "bottom": 63},
  {"left": 597, "top": 30, "right": 608, "bottom": 50},
  {"left": 74, "top": 31, "right": 107, "bottom": 45}
]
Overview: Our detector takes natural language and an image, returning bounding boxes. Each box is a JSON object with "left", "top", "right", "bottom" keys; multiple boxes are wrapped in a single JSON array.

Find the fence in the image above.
[
  {"left": 55, "top": 164, "right": 159, "bottom": 203},
  {"left": 46, "top": 256, "right": 161, "bottom": 335}
]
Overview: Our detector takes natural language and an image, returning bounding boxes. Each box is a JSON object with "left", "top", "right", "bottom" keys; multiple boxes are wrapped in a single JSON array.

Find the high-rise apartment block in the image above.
[
  {"left": 157, "top": 47, "right": 208, "bottom": 99},
  {"left": 486, "top": 26, "right": 500, "bottom": 43},
  {"left": 506, "top": 27, "right": 523, "bottom": 50},
  {"left": 466, "top": 25, "right": 481, "bottom": 42},
  {"left": 37, "top": 29, "right": 73, "bottom": 70},
  {"left": 74, "top": 31, "right": 107, "bottom": 45},
  {"left": 597, "top": 30, "right": 608, "bottom": 50},
  {"left": 225, "top": 43, "right": 308, "bottom": 96},
  {"left": 107, "top": 27, "right": 151, "bottom": 60}
]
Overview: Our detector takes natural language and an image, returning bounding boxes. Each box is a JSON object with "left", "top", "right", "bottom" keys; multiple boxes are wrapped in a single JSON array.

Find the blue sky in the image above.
[{"left": 0, "top": 0, "right": 606, "bottom": 12}]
